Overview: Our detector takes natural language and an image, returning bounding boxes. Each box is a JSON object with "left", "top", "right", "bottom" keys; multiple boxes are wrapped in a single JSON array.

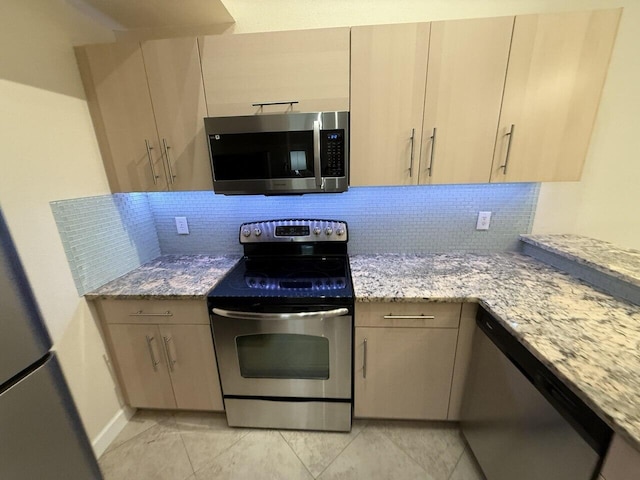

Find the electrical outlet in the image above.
[
  {"left": 476, "top": 211, "right": 492, "bottom": 230},
  {"left": 175, "top": 217, "right": 189, "bottom": 235}
]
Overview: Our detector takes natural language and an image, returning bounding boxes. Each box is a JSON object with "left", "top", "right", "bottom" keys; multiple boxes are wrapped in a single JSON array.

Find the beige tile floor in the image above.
[{"left": 99, "top": 410, "right": 486, "bottom": 480}]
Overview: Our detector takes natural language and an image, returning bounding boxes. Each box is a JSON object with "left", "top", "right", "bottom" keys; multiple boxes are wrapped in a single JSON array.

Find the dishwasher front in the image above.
[{"left": 461, "top": 308, "right": 612, "bottom": 480}]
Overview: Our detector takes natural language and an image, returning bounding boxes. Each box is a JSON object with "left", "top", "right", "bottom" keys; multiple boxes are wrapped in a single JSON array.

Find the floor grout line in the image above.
[
  {"left": 277, "top": 431, "right": 316, "bottom": 479},
  {"left": 183, "top": 423, "right": 253, "bottom": 477},
  {"left": 370, "top": 421, "right": 433, "bottom": 477},
  {"left": 313, "top": 419, "right": 370, "bottom": 479},
  {"left": 99, "top": 411, "right": 174, "bottom": 460}
]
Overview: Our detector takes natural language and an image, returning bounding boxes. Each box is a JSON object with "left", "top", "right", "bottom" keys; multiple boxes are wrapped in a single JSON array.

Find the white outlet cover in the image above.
[
  {"left": 175, "top": 217, "right": 189, "bottom": 235},
  {"left": 476, "top": 211, "right": 492, "bottom": 230}
]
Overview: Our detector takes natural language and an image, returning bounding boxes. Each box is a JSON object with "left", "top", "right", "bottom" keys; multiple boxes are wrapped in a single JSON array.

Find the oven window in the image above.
[{"left": 236, "top": 334, "right": 329, "bottom": 380}]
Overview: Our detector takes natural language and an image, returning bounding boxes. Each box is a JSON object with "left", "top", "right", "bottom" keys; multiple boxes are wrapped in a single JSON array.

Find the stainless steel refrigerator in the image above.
[{"left": 0, "top": 209, "right": 102, "bottom": 479}]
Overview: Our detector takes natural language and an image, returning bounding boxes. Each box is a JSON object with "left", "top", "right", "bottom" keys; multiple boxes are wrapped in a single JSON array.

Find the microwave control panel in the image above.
[{"left": 321, "top": 130, "right": 345, "bottom": 177}]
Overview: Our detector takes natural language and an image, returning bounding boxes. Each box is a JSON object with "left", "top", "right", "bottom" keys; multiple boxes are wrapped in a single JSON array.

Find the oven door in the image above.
[{"left": 210, "top": 306, "right": 352, "bottom": 399}]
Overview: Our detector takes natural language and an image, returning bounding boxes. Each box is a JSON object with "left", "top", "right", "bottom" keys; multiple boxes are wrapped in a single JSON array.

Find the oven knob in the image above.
[
  {"left": 313, "top": 227, "right": 322, "bottom": 235},
  {"left": 325, "top": 227, "right": 333, "bottom": 236},
  {"left": 336, "top": 228, "right": 345, "bottom": 236},
  {"left": 242, "top": 228, "right": 251, "bottom": 237},
  {"left": 254, "top": 228, "right": 262, "bottom": 237}
]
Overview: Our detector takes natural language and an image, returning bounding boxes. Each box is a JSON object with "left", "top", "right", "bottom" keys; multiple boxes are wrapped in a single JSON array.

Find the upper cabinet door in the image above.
[
  {"left": 141, "top": 38, "right": 213, "bottom": 191},
  {"left": 350, "top": 23, "right": 430, "bottom": 186},
  {"left": 199, "top": 28, "right": 350, "bottom": 116},
  {"left": 77, "top": 42, "right": 168, "bottom": 192},
  {"left": 491, "top": 9, "right": 621, "bottom": 183},
  {"left": 420, "top": 17, "right": 514, "bottom": 185}
]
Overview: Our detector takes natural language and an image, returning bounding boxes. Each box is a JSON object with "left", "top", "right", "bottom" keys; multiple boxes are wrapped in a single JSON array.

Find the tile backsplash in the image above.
[
  {"left": 148, "top": 183, "right": 540, "bottom": 255},
  {"left": 52, "top": 183, "right": 539, "bottom": 295},
  {"left": 50, "top": 193, "right": 160, "bottom": 295}
]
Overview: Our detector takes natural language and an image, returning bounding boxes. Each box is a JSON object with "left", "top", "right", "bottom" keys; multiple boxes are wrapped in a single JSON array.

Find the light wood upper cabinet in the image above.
[
  {"left": 420, "top": 17, "right": 514, "bottom": 184},
  {"left": 199, "top": 28, "right": 350, "bottom": 116},
  {"left": 77, "top": 38, "right": 212, "bottom": 192},
  {"left": 491, "top": 9, "right": 621, "bottom": 183},
  {"left": 350, "top": 23, "right": 430, "bottom": 186},
  {"left": 141, "top": 38, "right": 213, "bottom": 191},
  {"left": 77, "top": 42, "right": 166, "bottom": 192}
]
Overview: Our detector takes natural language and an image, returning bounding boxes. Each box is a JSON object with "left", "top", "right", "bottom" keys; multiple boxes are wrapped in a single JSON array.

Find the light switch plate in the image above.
[
  {"left": 175, "top": 217, "right": 189, "bottom": 235},
  {"left": 476, "top": 211, "right": 492, "bottom": 230}
]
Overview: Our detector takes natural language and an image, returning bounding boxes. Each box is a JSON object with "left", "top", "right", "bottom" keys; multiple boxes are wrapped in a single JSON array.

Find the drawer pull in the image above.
[
  {"left": 145, "top": 335, "right": 160, "bottom": 372},
  {"left": 383, "top": 315, "right": 436, "bottom": 320},
  {"left": 129, "top": 310, "right": 173, "bottom": 317}
]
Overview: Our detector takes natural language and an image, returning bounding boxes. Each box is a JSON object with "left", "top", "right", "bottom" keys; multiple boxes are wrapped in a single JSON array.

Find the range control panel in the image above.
[{"left": 239, "top": 219, "right": 348, "bottom": 244}]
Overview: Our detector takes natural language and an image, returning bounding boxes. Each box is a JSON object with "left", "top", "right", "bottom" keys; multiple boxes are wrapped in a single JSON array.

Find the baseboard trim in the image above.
[{"left": 92, "top": 406, "right": 136, "bottom": 458}]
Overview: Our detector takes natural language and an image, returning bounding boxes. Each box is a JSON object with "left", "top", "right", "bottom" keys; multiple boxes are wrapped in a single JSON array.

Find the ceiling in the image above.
[{"left": 68, "top": 0, "right": 235, "bottom": 31}]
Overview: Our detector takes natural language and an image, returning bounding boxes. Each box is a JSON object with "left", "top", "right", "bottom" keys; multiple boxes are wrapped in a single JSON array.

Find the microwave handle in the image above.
[{"left": 313, "top": 120, "right": 323, "bottom": 188}]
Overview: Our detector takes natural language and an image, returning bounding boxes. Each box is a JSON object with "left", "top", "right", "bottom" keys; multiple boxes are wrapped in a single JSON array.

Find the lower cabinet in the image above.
[
  {"left": 601, "top": 434, "right": 640, "bottom": 480},
  {"left": 354, "top": 302, "right": 476, "bottom": 420},
  {"left": 97, "top": 299, "right": 223, "bottom": 411}
]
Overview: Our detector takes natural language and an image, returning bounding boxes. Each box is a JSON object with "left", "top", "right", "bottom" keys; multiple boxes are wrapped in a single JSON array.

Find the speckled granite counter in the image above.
[
  {"left": 85, "top": 255, "right": 239, "bottom": 299},
  {"left": 521, "top": 234, "right": 640, "bottom": 287},
  {"left": 350, "top": 253, "right": 640, "bottom": 450},
  {"left": 86, "top": 251, "right": 640, "bottom": 450}
]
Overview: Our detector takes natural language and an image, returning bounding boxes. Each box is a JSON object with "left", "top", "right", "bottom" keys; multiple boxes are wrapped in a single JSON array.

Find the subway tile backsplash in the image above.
[
  {"left": 50, "top": 193, "right": 160, "bottom": 295},
  {"left": 52, "top": 184, "right": 539, "bottom": 295},
  {"left": 148, "top": 184, "right": 540, "bottom": 255}
]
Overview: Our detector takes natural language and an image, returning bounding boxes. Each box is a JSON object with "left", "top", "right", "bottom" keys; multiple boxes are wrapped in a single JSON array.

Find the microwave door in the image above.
[{"left": 210, "top": 131, "right": 315, "bottom": 181}]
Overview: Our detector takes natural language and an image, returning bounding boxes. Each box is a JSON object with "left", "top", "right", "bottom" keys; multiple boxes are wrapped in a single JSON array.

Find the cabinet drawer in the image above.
[
  {"left": 355, "top": 302, "right": 461, "bottom": 328},
  {"left": 99, "top": 299, "right": 209, "bottom": 325}
]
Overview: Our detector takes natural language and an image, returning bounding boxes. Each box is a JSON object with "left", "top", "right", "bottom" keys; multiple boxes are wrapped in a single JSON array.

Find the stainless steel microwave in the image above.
[{"left": 204, "top": 111, "right": 349, "bottom": 195}]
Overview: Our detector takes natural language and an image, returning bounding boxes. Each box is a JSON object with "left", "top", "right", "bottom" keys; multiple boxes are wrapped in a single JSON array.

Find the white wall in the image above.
[
  {"left": 0, "top": 0, "right": 124, "bottom": 446},
  {"left": 223, "top": 0, "right": 640, "bottom": 249}
]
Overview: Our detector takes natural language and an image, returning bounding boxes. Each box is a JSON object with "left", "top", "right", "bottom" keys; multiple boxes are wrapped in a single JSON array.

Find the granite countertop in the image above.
[
  {"left": 350, "top": 252, "right": 640, "bottom": 450},
  {"left": 85, "top": 254, "right": 239, "bottom": 299},
  {"left": 521, "top": 234, "right": 640, "bottom": 287},
  {"left": 86, "top": 250, "right": 640, "bottom": 450}
]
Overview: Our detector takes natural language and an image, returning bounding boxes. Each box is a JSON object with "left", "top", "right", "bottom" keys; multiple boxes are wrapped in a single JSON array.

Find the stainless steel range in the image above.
[{"left": 208, "top": 219, "right": 354, "bottom": 432}]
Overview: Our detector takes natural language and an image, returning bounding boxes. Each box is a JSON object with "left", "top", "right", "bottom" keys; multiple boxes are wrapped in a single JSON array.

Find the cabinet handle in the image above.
[
  {"left": 383, "top": 315, "right": 436, "bottom": 320},
  {"left": 427, "top": 127, "right": 437, "bottom": 177},
  {"left": 144, "top": 140, "right": 159, "bottom": 185},
  {"left": 313, "top": 120, "right": 323, "bottom": 188},
  {"left": 163, "top": 336, "right": 177, "bottom": 372},
  {"left": 499, "top": 124, "right": 515, "bottom": 175},
  {"left": 129, "top": 310, "right": 173, "bottom": 317},
  {"left": 363, "top": 338, "right": 368, "bottom": 379},
  {"left": 162, "top": 138, "right": 176, "bottom": 184},
  {"left": 251, "top": 101, "right": 299, "bottom": 108},
  {"left": 145, "top": 335, "right": 159, "bottom": 372},
  {"left": 408, "top": 128, "right": 415, "bottom": 177}
]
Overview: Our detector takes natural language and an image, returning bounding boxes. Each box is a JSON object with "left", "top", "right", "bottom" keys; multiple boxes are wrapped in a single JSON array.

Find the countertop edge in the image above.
[{"left": 520, "top": 234, "right": 640, "bottom": 287}]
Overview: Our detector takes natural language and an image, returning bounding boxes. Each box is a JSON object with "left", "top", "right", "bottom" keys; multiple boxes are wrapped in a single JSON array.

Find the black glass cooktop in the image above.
[{"left": 208, "top": 255, "right": 354, "bottom": 301}]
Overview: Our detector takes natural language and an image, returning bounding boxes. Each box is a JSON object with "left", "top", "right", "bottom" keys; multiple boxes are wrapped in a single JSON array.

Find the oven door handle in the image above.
[{"left": 211, "top": 307, "right": 349, "bottom": 320}]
